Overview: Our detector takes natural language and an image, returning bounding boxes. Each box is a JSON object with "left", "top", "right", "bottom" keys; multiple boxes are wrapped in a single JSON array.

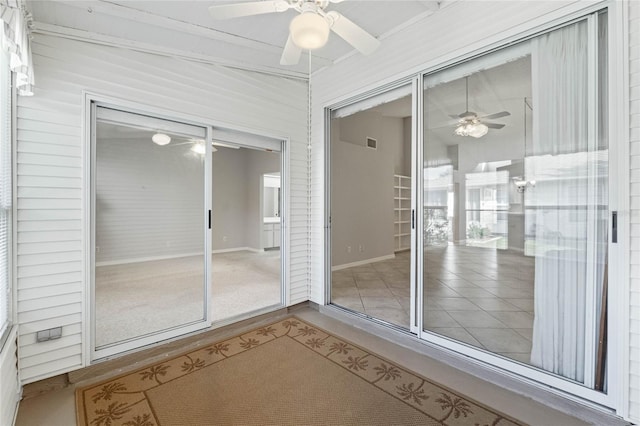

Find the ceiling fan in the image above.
[
  {"left": 208, "top": 0, "right": 381, "bottom": 66},
  {"left": 451, "top": 77, "right": 510, "bottom": 138},
  {"left": 151, "top": 133, "right": 242, "bottom": 154}
]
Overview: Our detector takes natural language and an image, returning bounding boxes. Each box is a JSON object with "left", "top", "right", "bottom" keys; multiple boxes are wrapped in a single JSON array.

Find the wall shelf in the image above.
[{"left": 394, "top": 174, "right": 411, "bottom": 252}]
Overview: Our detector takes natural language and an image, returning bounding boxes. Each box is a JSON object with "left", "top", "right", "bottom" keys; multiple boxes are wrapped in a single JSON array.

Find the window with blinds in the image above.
[{"left": 0, "top": 50, "right": 12, "bottom": 345}]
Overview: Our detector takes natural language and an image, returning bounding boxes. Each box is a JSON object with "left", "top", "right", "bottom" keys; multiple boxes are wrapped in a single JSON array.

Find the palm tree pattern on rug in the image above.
[{"left": 77, "top": 317, "right": 523, "bottom": 426}]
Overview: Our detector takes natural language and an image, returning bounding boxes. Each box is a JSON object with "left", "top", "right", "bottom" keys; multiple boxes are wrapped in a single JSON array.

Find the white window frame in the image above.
[{"left": 0, "top": 49, "right": 13, "bottom": 351}]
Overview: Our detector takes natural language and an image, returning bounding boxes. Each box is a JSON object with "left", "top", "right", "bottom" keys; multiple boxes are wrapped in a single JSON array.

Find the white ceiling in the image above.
[{"left": 27, "top": 0, "right": 441, "bottom": 78}]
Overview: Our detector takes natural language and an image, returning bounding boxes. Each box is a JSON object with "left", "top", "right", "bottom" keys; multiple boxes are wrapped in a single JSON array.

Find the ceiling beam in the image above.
[
  {"left": 31, "top": 22, "right": 311, "bottom": 81},
  {"left": 57, "top": 0, "right": 287, "bottom": 55}
]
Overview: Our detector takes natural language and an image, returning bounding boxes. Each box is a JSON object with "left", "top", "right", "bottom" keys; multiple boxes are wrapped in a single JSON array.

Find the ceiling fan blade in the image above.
[
  {"left": 326, "top": 11, "right": 380, "bottom": 55},
  {"left": 280, "top": 35, "right": 302, "bottom": 65},
  {"left": 449, "top": 114, "right": 462, "bottom": 120},
  {"left": 481, "top": 111, "right": 510, "bottom": 120},
  {"left": 208, "top": 1, "right": 290, "bottom": 20},
  {"left": 485, "top": 122, "right": 505, "bottom": 129}
]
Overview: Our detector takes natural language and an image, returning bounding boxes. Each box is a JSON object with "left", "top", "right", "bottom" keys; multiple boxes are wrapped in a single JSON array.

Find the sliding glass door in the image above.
[
  {"left": 328, "top": 83, "right": 416, "bottom": 331},
  {"left": 91, "top": 105, "right": 211, "bottom": 359},
  {"left": 209, "top": 130, "right": 284, "bottom": 323},
  {"left": 420, "top": 12, "right": 610, "bottom": 391},
  {"left": 327, "top": 8, "right": 615, "bottom": 402}
]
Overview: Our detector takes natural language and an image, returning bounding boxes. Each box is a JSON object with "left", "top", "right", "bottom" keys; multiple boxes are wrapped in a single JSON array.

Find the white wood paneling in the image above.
[
  {"left": 628, "top": 0, "right": 640, "bottom": 421},
  {"left": 16, "top": 34, "right": 308, "bottom": 383},
  {"left": 0, "top": 327, "right": 20, "bottom": 426}
]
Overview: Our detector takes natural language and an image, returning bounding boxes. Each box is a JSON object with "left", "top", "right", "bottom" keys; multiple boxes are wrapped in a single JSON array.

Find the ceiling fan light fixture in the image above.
[
  {"left": 468, "top": 122, "right": 488, "bottom": 138},
  {"left": 454, "top": 120, "right": 488, "bottom": 138},
  {"left": 191, "top": 140, "right": 218, "bottom": 155},
  {"left": 152, "top": 132, "right": 171, "bottom": 145},
  {"left": 191, "top": 142, "right": 206, "bottom": 155},
  {"left": 290, "top": 12, "right": 330, "bottom": 50}
]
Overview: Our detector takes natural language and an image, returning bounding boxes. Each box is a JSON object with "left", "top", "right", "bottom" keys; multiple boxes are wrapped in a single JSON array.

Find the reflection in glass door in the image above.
[
  {"left": 92, "top": 106, "right": 211, "bottom": 359},
  {"left": 329, "top": 83, "right": 415, "bottom": 330},
  {"left": 421, "top": 13, "right": 609, "bottom": 390}
]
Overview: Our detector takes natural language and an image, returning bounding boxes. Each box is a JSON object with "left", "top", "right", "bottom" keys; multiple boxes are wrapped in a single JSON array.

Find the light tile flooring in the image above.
[{"left": 332, "top": 244, "right": 535, "bottom": 365}]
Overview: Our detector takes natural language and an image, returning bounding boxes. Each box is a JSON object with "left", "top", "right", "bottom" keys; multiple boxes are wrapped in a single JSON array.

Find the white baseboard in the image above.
[
  {"left": 96, "top": 252, "right": 203, "bottom": 267},
  {"left": 97, "top": 247, "right": 266, "bottom": 267},
  {"left": 212, "top": 246, "right": 262, "bottom": 254},
  {"left": 332, "top": 254, "right": 396, "bottom": 272}
]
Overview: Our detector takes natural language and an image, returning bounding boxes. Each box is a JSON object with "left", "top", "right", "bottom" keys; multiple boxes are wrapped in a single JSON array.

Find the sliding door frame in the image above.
[
  {"left": 208, "top": 136, "right": 288, "bottom": 326},
  {"left": 414, "top": 6, "right": 624, "bottom": 408},
  {"left": 324, "top": 77, "right": 417, "bottom": 331},
  {"left": 322, "top": 0, "right": 628, "bottom": 414},
  {"left": 84, "top": 93, "right": 213, "bottom": 362}
]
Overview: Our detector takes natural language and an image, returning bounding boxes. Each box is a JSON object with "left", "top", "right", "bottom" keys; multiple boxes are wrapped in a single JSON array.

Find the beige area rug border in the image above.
[{"left": 76, "top": 316, "right": 525, "bottom": 426}]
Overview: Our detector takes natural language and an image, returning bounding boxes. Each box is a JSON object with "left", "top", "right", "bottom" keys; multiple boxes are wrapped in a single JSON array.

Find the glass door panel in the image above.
[
  {"left": 421, "top": 14, "right": 608, "bottom": 389},
  {"left": 93, "top": 106, "right": 210, "bottom": 357},
  {"left": 210, "top": 140, "right": 283, "bottom": 322},
  {"left": 329, "top": 83, "right": 414, "bottom": 330}
]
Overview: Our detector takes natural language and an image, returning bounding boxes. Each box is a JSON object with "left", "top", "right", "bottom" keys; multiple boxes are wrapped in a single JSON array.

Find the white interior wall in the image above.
[
  {"left": 245, "top": 148, "right": 281, "bottom": 250},
  {"left": 15, "top": 34, "right": 308, "bottom": 384},
  {"left": 212, "top": 147, "right": 249, "bottom": 251},
  {"left": 330, "top": 111, "right": 405, "bottom": 267},
  {"left": 402, "top": 117, "right": 412, "bottom": 176},
  {"left": 211, "top": 146, "right": 280, "bottom": 252},
  {"left": 95, "top": 133, "right": 204, "bottom": 264}
]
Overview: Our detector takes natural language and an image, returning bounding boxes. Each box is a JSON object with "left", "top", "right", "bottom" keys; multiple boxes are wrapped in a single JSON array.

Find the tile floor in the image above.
[{"left": 331, "top": 244, "right": 535, "bottom": 365}]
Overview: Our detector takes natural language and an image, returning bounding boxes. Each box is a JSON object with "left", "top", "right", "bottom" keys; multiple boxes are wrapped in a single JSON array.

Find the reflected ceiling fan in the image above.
[
  {"left": 208, "top": 0, "right": 381, "bottom": 65},
  {"left": 451, "top": 77, "right": 510, "bottom": 138},
  {"left": 152, "top": 133, "right": 243, "bottom": 154}
]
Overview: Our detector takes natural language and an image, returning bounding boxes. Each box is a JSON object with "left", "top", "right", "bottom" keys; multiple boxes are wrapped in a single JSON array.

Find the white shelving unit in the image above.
[{"left": 394, "top": 174, "right": 411, "bottom": 252}]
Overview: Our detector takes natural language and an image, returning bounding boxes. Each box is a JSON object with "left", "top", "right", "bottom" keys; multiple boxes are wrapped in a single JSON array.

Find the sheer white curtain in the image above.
[
  {"left": 527, "top": 19, "right": 608, "bottom": 384},
  {"left": 0, "top": 0, "right": 33, "bottom": 95}
]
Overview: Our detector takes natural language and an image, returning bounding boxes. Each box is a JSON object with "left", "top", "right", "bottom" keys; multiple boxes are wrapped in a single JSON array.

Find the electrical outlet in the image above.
[
  {"left": 36, "top": 327, "right": 62, "bottom": 343},
  {"left": 96, "top": 246, "right": 100, "bottom": 253},
  {"left": 347, "top": 246, "right": 351, "bottom": 253},
  {"left": 359, "top": 245, "right": 364, "bottom": 252},
  {"left": 223, "top": 236, "right": 228, "bottom": 242}
]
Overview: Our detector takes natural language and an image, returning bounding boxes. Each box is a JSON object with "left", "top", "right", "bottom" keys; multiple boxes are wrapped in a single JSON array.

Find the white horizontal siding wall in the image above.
[
  {"left": 17, "top": 34, "right": 308, "bottom": 383},
  {"left": 628, "top": 0, "right": 640, "bottom": 421},
  {"left": 310, "top": 0, "right": 586, "bottom": 304},
  {"left": 0, "top": 327, "right": 20, "bottom": 426}
]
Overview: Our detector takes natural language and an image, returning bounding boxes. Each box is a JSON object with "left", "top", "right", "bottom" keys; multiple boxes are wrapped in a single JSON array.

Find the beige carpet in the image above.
[{"left": 76, "top": 317, "right": 524, "bottom": 426}]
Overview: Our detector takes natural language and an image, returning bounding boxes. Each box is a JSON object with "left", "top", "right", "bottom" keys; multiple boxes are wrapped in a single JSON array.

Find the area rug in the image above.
[{"left": 76, "top": 317, "right": 524, "bottom": 426}]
